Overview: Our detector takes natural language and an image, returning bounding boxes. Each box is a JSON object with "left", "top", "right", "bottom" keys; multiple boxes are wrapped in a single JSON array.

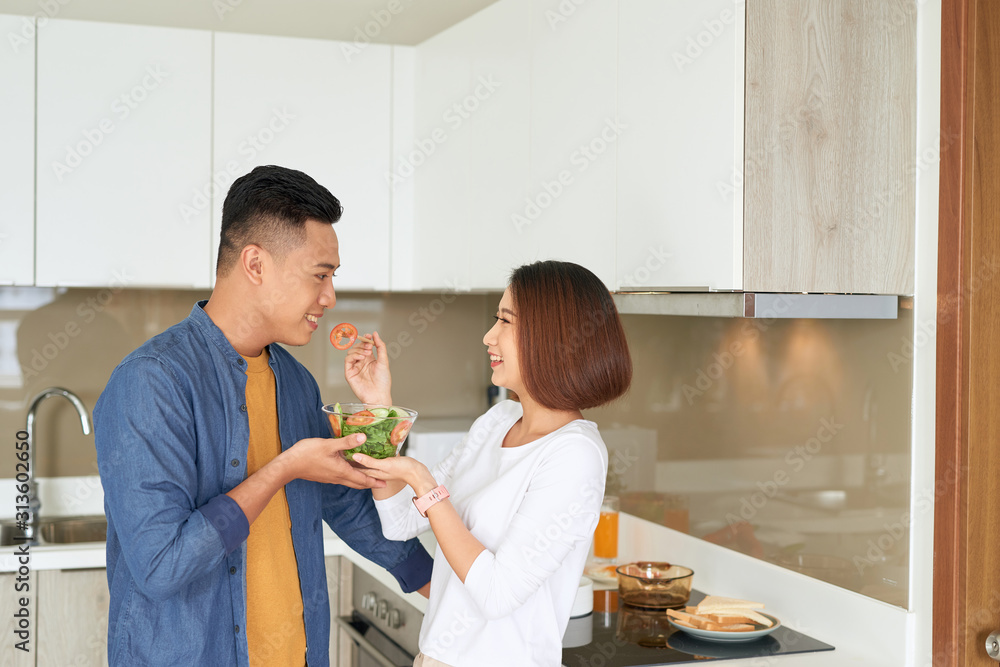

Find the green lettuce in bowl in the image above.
[{"left": 322, "top": 403, "right": 418, "bottom": 460}]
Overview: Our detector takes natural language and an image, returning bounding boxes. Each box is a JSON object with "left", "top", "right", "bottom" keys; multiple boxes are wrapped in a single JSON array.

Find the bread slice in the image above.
[
  {"left": 696, "top": 595, "right": 765, "bottom": 613},
  {"left": 705, "top": 613, "right": 757, "bottom": 625},
  {"left": 666, "top": 609, "right": 714, "bottom": 629},
  {"left": 705, "top": 622, "right": 756, "bottom": 632},
  {"left": 730, "top": 609, "right": 774, "bottom": 628}
]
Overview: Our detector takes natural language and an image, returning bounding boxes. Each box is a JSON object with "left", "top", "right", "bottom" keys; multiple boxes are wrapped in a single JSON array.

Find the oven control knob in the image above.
[
  {"left": 388, "top": 609, "right": 401, "bottom": 629},
  {"left": 362, "top": 593, "right": 377, "bottom": 611},
  {"left": 377, "top": 600, "right": 388, "bottom": 619}
]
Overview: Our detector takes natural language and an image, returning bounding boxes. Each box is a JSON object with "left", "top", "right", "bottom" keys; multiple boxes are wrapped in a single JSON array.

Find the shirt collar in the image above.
[{"left": 188, "top": 300, "right": 255, "bottom": 369}]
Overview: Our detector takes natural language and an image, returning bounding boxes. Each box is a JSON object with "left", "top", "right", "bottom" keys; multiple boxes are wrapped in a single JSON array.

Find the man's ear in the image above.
[{"left": 240, "top": 245, "right": 266, "bottom": 286}]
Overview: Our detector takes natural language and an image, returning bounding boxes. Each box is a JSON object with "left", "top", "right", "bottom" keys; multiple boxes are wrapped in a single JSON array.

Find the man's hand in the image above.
[
  {"left": 345, "top": 331, "right": 392, "bottom": 405},
  {"left": 228, "top": 434, "right": 385, "bottom": 527},
  {"left": 281, "top": 434, "right": 388, "bottom": 489}
]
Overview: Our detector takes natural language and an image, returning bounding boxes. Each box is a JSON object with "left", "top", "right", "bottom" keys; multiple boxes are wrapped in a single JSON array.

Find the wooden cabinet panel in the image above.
[
  {"left": 744, "top": 0, "right": 917, "bottom": 294},
  {"left": 0, "top": 571, "right": 35, "bottom": 667},
  {"left": 0, "top": 14, "right": 35, "bottom": 286},
  {"left": 37, "top": 568, "right": 109, "bottom": 666}
]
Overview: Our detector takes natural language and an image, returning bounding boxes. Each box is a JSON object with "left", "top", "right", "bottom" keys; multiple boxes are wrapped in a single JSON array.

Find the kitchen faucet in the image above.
[{"left": 23, "top": 387, "right": 92, "bottom": 544}]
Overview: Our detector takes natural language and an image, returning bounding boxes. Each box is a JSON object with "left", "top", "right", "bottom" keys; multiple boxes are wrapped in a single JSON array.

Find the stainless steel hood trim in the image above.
[{"left": 612, "top": 292, "right": 899, "bottom": 319}]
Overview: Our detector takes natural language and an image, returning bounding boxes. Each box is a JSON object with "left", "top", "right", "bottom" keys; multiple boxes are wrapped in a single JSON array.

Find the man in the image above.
[{"left": 95, "top": 165, "right": 432, "bottom": 666}]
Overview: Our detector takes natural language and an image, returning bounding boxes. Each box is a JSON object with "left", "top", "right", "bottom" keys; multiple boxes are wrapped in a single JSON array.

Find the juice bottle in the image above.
[{"left": 593, "top": 496, "right": 619, "bottom": 560}]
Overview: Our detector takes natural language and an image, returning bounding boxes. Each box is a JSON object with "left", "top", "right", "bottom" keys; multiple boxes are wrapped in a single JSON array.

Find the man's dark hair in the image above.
[{"left": 217, "top": 165, "right": 343, "bottom": 275}]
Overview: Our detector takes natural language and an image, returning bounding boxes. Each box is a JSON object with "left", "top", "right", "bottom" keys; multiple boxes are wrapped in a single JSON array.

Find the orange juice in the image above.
[{"left": 594, "top": 510, "right": 619, "bottom": 559}]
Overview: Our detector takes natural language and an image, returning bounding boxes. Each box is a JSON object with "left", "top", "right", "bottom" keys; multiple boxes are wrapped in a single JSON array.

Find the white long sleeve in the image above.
[
  {"left": 385, "top": 401, "right": 608, "bottom": 667},
  {"left": 373, "top": 423, "right": 470, "bottom": 541}
]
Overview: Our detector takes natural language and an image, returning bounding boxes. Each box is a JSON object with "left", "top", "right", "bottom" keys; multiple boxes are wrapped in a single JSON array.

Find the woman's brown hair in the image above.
[{"left": 509, "top": 261, "right": 632, "bottom": 411}]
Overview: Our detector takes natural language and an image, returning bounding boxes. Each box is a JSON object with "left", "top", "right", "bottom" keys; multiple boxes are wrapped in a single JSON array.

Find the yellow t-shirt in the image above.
[{"left": 242, "top": 349, "right": 307, "bottom": 666}]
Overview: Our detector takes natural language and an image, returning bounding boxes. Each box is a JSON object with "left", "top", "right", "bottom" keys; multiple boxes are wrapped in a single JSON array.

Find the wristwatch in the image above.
[{"left": 412, "top": 485, "right": 450, "bottom": 517}]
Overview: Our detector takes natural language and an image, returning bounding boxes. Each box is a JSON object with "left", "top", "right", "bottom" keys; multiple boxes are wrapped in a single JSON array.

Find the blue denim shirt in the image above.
[{"left": 95, "top": 301, "right": 432, "bottom": 666}]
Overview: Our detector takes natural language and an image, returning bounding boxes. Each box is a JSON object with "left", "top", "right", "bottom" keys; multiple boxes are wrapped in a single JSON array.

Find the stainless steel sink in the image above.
[{"left": 0, "top": 516, "right": 107, "bottom": 546}]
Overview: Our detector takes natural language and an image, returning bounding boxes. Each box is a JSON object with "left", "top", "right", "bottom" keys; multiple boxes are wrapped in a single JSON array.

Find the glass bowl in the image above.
[
  {"left": 615, "top": 562, "right": 694, "bottom": 609},
  {"left": 321, "top": 403, "right": 418, "bottom": 461}
]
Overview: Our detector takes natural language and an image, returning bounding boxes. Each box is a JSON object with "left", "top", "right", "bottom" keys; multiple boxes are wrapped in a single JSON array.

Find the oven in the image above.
[{"left": 335, "top": 567, "right": 422, "bottom": 667}]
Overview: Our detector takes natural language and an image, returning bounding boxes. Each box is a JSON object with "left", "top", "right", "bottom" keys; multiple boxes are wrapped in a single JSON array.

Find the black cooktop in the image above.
[{"left": 562, "top": 590, "right": 834, "bottom": 666}]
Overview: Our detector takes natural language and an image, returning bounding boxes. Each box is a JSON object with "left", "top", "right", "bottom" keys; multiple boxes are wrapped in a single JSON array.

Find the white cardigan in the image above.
[{"left": 374, "top": 401, "right": 608, "bottom": 667}]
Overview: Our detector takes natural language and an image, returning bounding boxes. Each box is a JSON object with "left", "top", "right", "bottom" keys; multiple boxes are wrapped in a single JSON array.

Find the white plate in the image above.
[{"left": 667, "top": 612, "right": 781, "bottom": 643}]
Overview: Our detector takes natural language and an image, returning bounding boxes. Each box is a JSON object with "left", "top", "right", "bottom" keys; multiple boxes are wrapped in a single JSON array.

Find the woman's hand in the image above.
[
  {"left": 351, "top": 453, "right": 438, "bottom": 497},
  {"left": 345, "top": 331, "right": 392, "bottom": 405}
]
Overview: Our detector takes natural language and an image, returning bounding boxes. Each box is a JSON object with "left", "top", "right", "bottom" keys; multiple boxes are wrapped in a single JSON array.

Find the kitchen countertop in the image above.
[
  {"left": 0, "top": 535, "right": 888, "bottom": 666},
  {"left": 0, "top": 479, "right": 903, "bottom": 665}
]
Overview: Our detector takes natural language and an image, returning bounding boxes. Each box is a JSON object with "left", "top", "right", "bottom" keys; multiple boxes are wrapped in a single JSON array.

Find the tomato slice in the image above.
[
  {"left": 389, "top": 420, "right": 412, "bottom": 446},
  {"left": 330, "top": 322, "right": 358, "bottom": 350},
  {"left": 345, "top": 409, "right": 376, "bottom": 426},
  {"left": 327, "top": 413, "right": 342, "bottom": 437}
]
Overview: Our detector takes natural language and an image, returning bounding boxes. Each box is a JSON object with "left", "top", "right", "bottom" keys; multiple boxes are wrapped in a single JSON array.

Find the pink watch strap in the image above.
[{"left": 412, "top": 485, "right": 450, "bottom": 517}]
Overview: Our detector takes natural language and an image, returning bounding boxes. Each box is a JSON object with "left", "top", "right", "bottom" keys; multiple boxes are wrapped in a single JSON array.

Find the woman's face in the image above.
[{"left": 483, "top": 288, "right": 522, "bottom": 395}]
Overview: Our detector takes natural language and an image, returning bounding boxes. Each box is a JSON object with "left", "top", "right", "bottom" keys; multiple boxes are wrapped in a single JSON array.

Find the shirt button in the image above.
[
  {"left": 234, "top": 625, "right": 240, "bottom": 634},
  {"left": 231, "top": 459, "right": 239, "bottom": 467},
  {"left": 237, "top": 358, "right": 245, "bottom": 366},
  {"left": 240, "top": 404, "right": 247, "bottom": 413},
  {"left": 230, "top": 566, "right": 237, "bottom": 574}
]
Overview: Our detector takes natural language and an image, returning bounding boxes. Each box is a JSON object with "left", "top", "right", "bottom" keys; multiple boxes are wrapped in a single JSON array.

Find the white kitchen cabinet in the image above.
[
  {"left": 213, "top": 33, "right": 393, "bottom": 291},
  {"left": 37, "top": 568, "right": 109, "bottom": 666},
  {"left": 411, "top": 12, "right": 479, "bottom": 291},
  {"left": 616, "top": 0, "right": 744, "bottom": 292},
  {"left": 516, "top": 0, "right": 619, "bottom": 290},
  {"left": 412, "top": 0, "right": 614, "bottom": 292},
  {"left": 465, "top": 0, "right": 531, "bottom": 291},
  {"left": 35, "top": 19, "right": 212, "bottom": 288},
  {"left": 0, "top": 15, "right": 36, "bottom": 286},
  {"left": 389, "top": 47, "right": 418, "bottom": 292}
]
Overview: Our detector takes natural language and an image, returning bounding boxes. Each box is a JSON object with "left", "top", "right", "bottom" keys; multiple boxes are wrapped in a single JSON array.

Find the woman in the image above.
[{"left": 346, "top": 260, "right": 632, "bottom": 667}]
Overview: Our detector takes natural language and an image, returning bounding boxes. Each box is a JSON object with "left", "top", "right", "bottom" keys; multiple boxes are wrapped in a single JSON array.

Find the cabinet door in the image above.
[
  {"left": 37, "top": 568, "right": 110, "bottom": 666},
  {"left": 0, "top": 15, "right": 35, "bottom": 286},
  {"left": 36, "top": 19, "right": 212, "bottom": 288},
  {"left": 411, "top": 15, "right": 478, "bottom": 291},
  {"left": 744, "top": 0, "right": 916, "bottom": 294},
  {"left": 465, "top": 0, "right": 531, "bottom": 291},
  {"left": 0, "top": 571, "right": 35, "bottom": 667},
  {"left": 521, "top": 0, "right": 618, "bottom": 289},
  {"left": 617, "top": 0, "right": 744, "bottom": 292},
  {"left": 214, "top": 33, "right": 392, "bottom": 291}
]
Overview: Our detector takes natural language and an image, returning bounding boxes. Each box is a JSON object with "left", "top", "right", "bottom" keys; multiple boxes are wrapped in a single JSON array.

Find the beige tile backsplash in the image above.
[
  {"left": 1, "top": 287, "right": 913, "bottom": 605},
  {"left": 1, "top": 287, "right": 496, "bottom": 478}
]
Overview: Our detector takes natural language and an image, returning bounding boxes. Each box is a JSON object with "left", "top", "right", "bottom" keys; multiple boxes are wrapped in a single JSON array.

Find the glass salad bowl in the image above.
[{"left": 322, "top": 403, "right": 418, "bottom": 460}]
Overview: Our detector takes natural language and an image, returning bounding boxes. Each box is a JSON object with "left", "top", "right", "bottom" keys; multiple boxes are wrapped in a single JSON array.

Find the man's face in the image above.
[{"left": 260, "top": 219, "right": 340, "bottom": 347}]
